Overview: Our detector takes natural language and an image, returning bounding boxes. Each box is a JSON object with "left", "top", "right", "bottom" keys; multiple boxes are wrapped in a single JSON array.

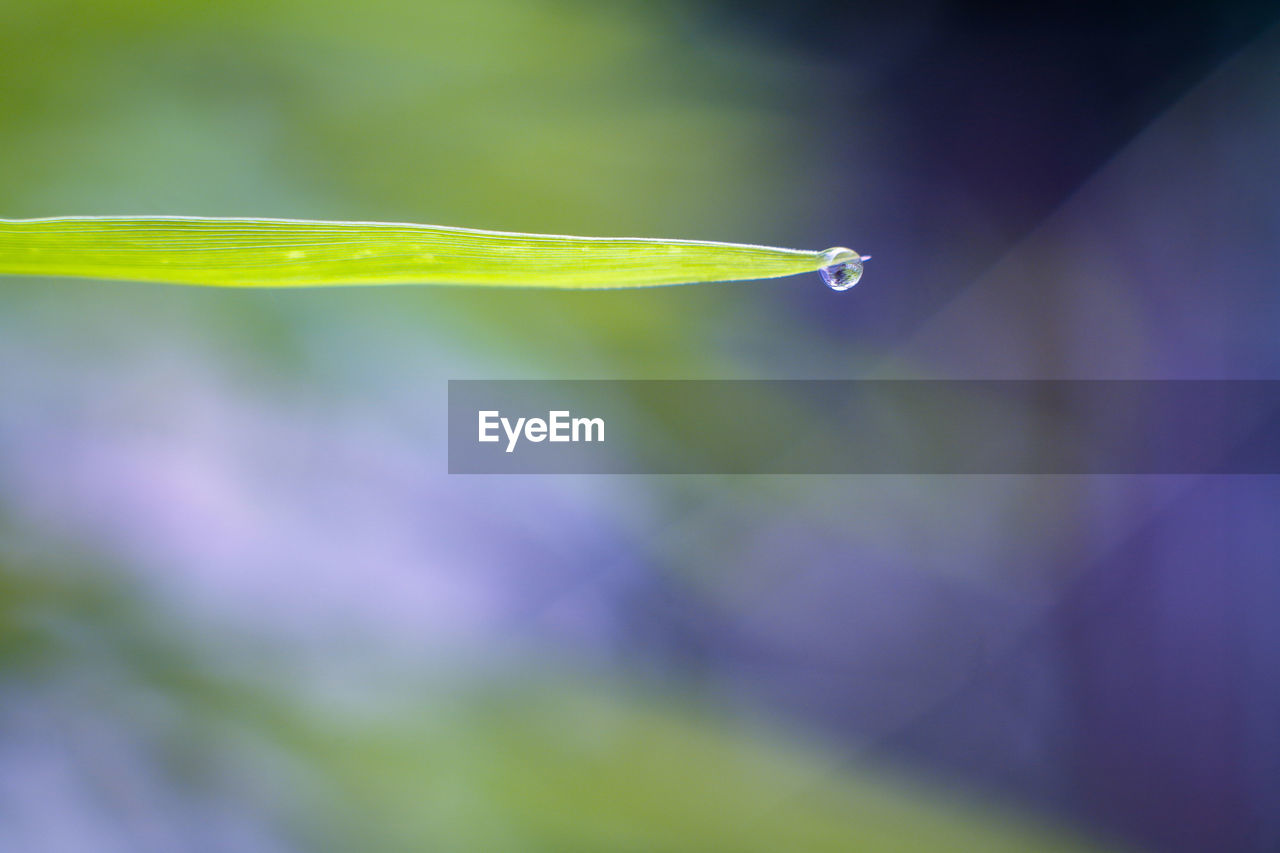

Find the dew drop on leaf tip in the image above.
[{"left": 819, "top": 246, "right": 870, "bottom": 291}]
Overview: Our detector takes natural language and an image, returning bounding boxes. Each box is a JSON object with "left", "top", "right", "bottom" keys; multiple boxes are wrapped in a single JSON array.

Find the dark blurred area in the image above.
[
  {"left": 2, "top": 1, "right": 1278, "bottom": 851},
  {"left": 716, "top": 0, "right": 1280, "bottom": 342}
]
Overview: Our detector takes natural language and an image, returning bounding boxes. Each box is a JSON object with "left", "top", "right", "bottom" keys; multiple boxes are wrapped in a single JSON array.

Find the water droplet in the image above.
[{"left": 819, "top": 247, "right": 869, "bottom": 291}]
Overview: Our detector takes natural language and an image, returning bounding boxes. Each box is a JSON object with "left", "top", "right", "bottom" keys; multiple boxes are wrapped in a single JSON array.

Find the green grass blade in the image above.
[{"left": 0, "top": 216, "right": 844, "bottom": 289}]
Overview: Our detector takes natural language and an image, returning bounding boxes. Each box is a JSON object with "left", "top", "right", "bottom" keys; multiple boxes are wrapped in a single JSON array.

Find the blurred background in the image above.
[{"left": 1, "top": 1, "right": 1278, "bottom": 851}]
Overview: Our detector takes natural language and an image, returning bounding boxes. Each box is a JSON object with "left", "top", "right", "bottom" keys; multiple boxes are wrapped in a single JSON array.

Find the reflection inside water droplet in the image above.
[{"left": 819, "top": 247, "right": 868, "bottom": 291}]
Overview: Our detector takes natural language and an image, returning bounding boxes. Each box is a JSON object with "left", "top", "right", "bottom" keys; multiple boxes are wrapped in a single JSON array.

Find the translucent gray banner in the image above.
[{"left": 448, "top": 381, "right": 1280, "bottom": 474}]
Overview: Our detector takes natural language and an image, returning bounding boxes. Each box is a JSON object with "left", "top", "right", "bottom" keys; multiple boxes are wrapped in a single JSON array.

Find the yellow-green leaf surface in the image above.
[{"left": 0, "top": 216, "right": 839, "bottom": 289}]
